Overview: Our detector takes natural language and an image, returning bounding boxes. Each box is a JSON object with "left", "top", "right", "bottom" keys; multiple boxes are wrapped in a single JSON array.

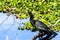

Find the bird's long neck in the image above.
[
  {"left": 28, "top": 11, "right": 34, "bottom": 20},
  {"left": 30, "top": 14, "right": 34, "bottom": 20}
]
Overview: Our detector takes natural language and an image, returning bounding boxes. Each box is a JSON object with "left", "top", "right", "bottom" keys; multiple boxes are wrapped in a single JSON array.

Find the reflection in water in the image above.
[
  {"left": 16, "top": 33, "right": 18, "bottom": 40},
  {"left": 6, "top": 34, "right": 9, "bottom": 40},
  {"left": 16, "top": 36, "right": 18, "bottom": 40}
]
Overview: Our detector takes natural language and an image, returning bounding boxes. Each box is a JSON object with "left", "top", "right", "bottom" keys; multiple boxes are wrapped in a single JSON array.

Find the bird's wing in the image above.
[{"left": 35, "top": 21, "right": 49, "bottom": 31}]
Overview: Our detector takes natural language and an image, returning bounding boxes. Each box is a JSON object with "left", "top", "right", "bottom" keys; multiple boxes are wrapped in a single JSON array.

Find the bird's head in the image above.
[{"left": 28, "top": 10, "right": 32, "bottom": 15}]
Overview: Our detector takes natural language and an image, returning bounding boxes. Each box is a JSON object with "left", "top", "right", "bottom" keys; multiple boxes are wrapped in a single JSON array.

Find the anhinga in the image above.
[{"left": 28, "top": 10, "right": 57, "bottom": 40}]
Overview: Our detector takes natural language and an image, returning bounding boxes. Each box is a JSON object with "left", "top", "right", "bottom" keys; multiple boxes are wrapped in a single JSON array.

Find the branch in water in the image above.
[
  {"left": 0, "top": 15, "right": 10, "bottom": 25},
  {"left": 32, "top": 32, "right": 43, "bottom": 40},
  {"left": 5, "top": 15, "right": 15, "bottom": 33}
]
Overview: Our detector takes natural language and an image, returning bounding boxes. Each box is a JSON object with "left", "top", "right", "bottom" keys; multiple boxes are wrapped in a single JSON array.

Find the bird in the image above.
[{"left": 28, "top": 10, "right": 57, "bottom": 40}]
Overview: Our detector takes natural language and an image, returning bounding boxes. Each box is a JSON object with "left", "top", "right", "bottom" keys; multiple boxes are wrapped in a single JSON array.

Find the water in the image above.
[
  {"left": 0, "top": 25, "right": 38, "bottom": 40},
  {"left": 0, "top": 27, "right": 60, "bottom": 40},
  {"left": 0, "top": 13, "right": 60, "bottom": 40}
]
